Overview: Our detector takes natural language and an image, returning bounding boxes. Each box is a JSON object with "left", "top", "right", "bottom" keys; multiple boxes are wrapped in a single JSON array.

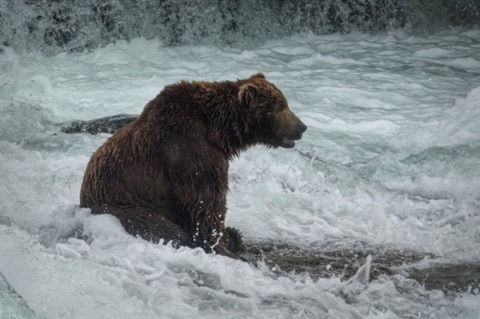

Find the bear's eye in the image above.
[
  {"left": 277, "top": 103, "right": 286, "bottom": 111},
  {"left": 257, "top": 95, "right": 268, "bottom": 104}
]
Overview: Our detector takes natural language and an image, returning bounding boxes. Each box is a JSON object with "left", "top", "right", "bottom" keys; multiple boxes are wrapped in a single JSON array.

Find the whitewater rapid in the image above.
[{"left": 1, "top": 28, "right": 480, "bottom": 318}]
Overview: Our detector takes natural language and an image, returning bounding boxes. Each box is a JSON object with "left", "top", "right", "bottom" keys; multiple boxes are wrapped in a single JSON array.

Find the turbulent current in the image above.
[{"left": 1, "top": 1, "right": 480, "bottom": 318}]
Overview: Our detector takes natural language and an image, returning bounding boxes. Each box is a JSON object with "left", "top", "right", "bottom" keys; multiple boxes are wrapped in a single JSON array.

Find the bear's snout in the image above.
[
  {"left": 289, "top": 119, "right": 307, "bottom": 139},
  {"left": 297, "top": 120, "right": 307, "bottom": 135},
  {"left": 280, "top": 116, "right": 307, "bottom": 148}
]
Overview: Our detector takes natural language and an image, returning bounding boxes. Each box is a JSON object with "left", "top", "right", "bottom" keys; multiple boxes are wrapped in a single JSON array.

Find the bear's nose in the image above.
[{"left": 297, "top": 121, "right": 307, "bottom": 133}]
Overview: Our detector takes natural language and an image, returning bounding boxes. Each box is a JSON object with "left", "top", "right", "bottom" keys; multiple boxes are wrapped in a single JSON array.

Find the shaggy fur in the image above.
[{"left": 80, "top": 73, "right": 306, "bottom": 259}]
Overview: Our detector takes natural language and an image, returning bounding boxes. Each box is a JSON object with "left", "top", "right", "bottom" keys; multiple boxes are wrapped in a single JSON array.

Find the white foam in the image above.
[{"left": 414, "top": 48, "right": 452, "bottom": 58}]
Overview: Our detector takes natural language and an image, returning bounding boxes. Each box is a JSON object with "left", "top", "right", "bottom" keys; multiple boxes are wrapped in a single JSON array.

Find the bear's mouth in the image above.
[
  {"left": 281, "top": 136, "right": 300, "bottom": 148},
  {"left": 277, "top": 122, "right": 307, "bottom": 148}
]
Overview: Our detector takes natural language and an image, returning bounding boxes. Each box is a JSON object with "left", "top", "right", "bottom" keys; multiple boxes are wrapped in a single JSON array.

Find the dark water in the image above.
[{"left": 1, "top": 0, "right": 478, "bottom": 54}]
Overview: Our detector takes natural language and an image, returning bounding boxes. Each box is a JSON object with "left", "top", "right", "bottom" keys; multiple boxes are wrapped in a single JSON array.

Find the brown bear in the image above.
[{"left": 80, "top": 73, "right": 306, "bottom": 259}]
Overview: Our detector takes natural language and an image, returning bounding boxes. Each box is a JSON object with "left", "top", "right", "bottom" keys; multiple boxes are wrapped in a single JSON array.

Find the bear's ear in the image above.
[
  {"left": 238, "top": 83, "right": 257, "bottom": 106},
  {"left": 249, "top": 72, "right": 266, "bottom": 80}
]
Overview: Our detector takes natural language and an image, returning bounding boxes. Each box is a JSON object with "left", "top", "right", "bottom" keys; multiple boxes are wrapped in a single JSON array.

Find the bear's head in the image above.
[{"left": 239, "top": 73, "right": 307, "bottom": 148}]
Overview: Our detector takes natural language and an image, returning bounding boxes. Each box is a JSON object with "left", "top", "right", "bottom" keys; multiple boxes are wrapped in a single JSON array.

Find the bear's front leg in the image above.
[
  {"left": 184, "top": 188, "right": 245, "bottom": 259},
  {"left": 170, "top": 147, "right": 243, "bottom": 259},
  {"left": 190, "top": 200, "right": 229, "bottom": 253}
]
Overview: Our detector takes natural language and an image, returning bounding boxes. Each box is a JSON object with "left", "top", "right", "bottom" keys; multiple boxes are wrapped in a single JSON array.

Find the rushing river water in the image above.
[{"left": 1, "top": 1, "right": 480, "bottom": 318}]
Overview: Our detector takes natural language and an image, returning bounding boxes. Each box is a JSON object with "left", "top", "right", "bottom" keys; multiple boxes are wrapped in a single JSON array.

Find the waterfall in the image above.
[{"left": 0, "top": 0, "right": 478, "bottom": 55}]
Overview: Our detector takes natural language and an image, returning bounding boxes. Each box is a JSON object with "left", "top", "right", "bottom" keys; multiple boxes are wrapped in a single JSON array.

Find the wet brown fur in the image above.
[{"left": 80, "top": 73, "right": 306, "bottom": 259}]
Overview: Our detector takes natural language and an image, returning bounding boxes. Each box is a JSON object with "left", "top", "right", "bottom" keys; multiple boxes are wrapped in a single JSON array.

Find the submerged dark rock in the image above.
[
  {"left": 243, "top": 241, "right": 426, "bottom": 280},
  {"left": 408, "top": 263, "right": 480, "bottom": 294},
  {"left": 242, "top": 241, "right": 480, "bottom": 295},
  {"left": 61, "top": 114, "right": 137, "bottom": 135}
]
